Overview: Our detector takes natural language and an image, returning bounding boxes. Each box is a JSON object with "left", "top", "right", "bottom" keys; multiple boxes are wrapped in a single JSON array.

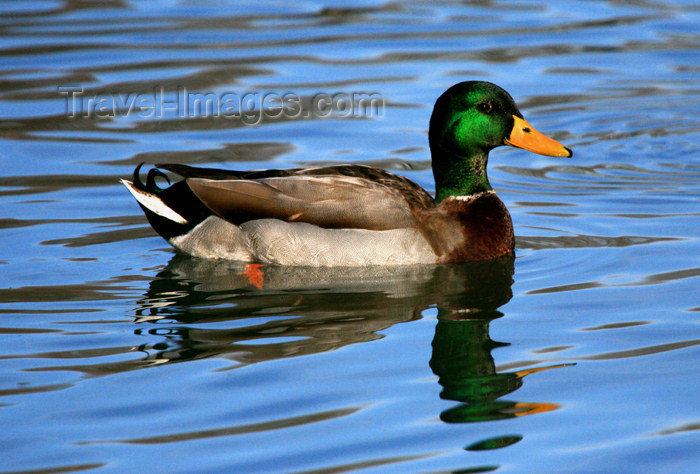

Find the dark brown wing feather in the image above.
[
  {"left": 158, "top": 163, "right": 434, "bottom": 210},
  {"left": 187, "top": 173, "right": 430, "bottom": 230},
  {"left": 158, "top": 163, "right": 302, "bottom": 180},
  {"left": 157, "top": 163, "right": 435, "bottom": 230}
]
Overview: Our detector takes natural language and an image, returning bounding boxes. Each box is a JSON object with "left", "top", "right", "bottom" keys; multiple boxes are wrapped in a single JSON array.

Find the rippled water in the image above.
[{"left": 1, "top": 1, "right": 699, "bottom": 472}]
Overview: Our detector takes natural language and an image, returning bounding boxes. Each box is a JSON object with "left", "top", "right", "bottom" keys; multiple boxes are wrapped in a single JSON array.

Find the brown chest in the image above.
[{"left": 418, "top": 192, "right": 515, "bottom": 263}]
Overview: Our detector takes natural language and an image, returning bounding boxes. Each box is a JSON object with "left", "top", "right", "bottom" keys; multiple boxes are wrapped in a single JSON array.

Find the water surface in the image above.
[{"left": 1, "top": 1, "right": 699, "bottom": 472}]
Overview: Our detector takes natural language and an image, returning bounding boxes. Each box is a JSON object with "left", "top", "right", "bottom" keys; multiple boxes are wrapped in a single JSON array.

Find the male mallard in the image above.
[{"left": 123, "top": 81, "right": 571, "bottom": 265}]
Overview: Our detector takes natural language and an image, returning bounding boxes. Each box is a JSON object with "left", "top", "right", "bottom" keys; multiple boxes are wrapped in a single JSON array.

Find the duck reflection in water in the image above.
[
  {"left": 134, "top": 254, "right": 571, "bottom": 426},
  {"left": 431, "top": 303, "right": 570, "bottom": 425}
]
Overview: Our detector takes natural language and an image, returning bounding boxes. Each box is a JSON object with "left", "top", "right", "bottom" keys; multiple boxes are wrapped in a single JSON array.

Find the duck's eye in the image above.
[{"left": 476, "top": 101, "right": 493, "bottom": 114}]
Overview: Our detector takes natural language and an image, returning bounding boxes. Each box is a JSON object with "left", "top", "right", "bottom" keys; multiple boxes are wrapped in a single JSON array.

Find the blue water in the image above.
[{"left": 1, "top": 1, "right": 699, "bottom": 472}]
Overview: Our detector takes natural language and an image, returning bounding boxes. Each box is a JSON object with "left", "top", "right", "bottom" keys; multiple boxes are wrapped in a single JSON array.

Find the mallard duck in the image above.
[{"left": 123, "top": 81, "right": 571, "bottom": 266}]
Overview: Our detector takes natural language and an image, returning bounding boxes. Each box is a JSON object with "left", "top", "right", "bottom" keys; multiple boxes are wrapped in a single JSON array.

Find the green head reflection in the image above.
[{"left": 430, "top": 308, "right": 573, "bottom": 424}]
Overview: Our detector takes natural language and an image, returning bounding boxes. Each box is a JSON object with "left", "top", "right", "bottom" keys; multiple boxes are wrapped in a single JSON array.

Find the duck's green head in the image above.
[{"left": 429, "top": 81, "right": 572, "bottom": 201}]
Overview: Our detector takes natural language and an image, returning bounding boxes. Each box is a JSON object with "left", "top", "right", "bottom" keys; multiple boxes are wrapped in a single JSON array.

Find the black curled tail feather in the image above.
[
  {"left": 127, "top": 163, "right": 214, "bottom": 241},
  {"left": 131, "top": 162, "right": 172, "bottom": 193},
  {"left": 146, "top": 167, "right": 171, "bottom": 191}
]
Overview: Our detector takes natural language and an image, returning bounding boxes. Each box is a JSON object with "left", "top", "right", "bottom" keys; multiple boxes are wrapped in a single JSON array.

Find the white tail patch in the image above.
[{"left": 121, "top": 179, "right": 188, "bottom": 225}]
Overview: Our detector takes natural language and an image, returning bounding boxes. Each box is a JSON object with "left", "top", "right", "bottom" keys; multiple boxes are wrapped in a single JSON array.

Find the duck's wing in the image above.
[
  {"left": 157, "top": 163, "right": 299, "bottom": 180},
  {"left": 173, "top": 164, "right": 434, "bottom": 231}
]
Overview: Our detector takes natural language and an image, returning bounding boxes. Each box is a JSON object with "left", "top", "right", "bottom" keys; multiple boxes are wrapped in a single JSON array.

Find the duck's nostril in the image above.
[{"left": 523, "top": 127, "right": 531, "bottom": 133}]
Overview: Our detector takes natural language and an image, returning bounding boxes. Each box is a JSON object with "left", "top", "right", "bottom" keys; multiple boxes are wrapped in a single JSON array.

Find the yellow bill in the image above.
[{"left": 504, "top": 115, "right": 572, "bottom": 158}]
